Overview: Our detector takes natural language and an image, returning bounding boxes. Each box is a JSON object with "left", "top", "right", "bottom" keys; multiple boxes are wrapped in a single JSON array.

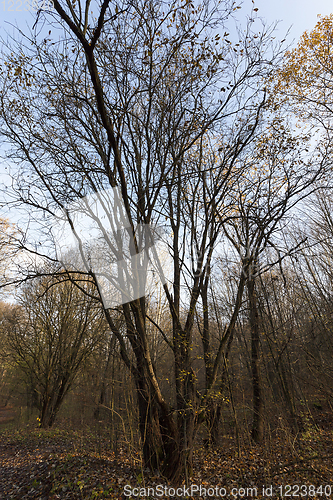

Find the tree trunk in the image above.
[
  {"left": 136, "top": 373, "right": 164, "bottom": 470},
  {"left": 136, "top": 370, "right": 188, "bottom": 483},
  {"left": 94, "top": 334, "right": 116, "bottom": 420},
  {"left": 161, "top": 407, "right": 197, "bottom": 484},
  {"left": 40, "top": 395, "right": 59, "bottom": 428},
  {"left": 39, "top": 377, "right": 71, "bottom": 428},
  {"left": 205, "top": 402, "right": 221, "bottom": 447},
  {"left": 247, "top": 277, "right": 264, "bottom": 443},
  {"left": 203, "top": 272, "right": 246, "bottom": 447}
]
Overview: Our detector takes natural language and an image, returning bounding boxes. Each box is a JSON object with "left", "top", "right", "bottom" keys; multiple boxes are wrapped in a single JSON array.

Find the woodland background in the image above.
[{"left": 0, "top": 1, "right": 333, "bottom": 497}]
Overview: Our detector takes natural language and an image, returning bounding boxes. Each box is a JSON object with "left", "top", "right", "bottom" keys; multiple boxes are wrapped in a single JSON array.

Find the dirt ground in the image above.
[{"left": 0, "top": 407, "right": 333, "bottom": 499}]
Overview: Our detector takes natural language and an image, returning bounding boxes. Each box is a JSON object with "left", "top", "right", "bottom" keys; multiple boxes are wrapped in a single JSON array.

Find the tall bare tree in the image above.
[{"left": 0, "top": 0, "right": 285, "bottom": 480}]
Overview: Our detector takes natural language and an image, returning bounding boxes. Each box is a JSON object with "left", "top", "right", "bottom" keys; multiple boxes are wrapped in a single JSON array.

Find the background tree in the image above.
[
  {"left": 276, "top": 13, "right": 333, "bottom": 156},
  {"left": 1, "top": 273, "right": 107, "bottom": 427},
  {"left": 287, "top": 191, "right": 333, "bottom": 405},
  {"left": 221, "top": 116, "right": 325, "bottom": 441},
  {"left": 0, "top": 218, "right": 18, "bottom": 288}
]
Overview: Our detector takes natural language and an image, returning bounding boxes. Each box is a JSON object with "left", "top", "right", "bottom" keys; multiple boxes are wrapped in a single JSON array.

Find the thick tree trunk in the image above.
[
  {"left": 39, "top": 377, "right": 71, "bottom": 428},
  {"left": 247, "top": 277, "right": 264, "bottom": 443},
  {"left": 136, "top": 364, "right": 198, "bottom": 485},
  {"left": 104, "top": 308, "right": 180, "bottom": 477},
  {"left": 161, "top": 409, "right": 197, "bottom": 484},
  {"left": 155, "top": 328, "right": 199, "bottom": 484},
  {"left": 136, "top": 371, "right": 193, "bottom": 483},
  {"left": 136, "top": 374, "right": 164, "bottom": 470},
  {"left": 39, "top": 394, "right": 61, "bottom": 428}
]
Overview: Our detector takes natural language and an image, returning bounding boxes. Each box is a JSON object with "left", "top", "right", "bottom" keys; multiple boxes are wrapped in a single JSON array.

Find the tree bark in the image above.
[{"left": 247, "top": 277, "right": 264, "bottom": 443}]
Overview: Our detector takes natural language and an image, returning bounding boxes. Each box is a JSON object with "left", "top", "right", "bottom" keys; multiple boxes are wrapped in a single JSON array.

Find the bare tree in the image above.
[
  {"left": 222, "top": 116, "right": 326, "bottom": 441},
  {"left": 1, "top": 273, "right": 107, "bottom": 427},
  {"left": 288, "top": 191, "right": 333, "bottom": 405},
  {"left": 0, "top": 0, "right": 285, "bottom": 480}
]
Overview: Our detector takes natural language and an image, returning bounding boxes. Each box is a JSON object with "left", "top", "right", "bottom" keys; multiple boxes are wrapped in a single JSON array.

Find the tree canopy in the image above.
[{"left": 276, "top": 14, "right": 333, "bottom": 131}]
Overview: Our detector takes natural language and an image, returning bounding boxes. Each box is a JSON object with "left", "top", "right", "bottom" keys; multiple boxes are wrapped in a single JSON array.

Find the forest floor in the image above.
[{"left": 0, "top": 406, "right": 333, "bottom": 499}]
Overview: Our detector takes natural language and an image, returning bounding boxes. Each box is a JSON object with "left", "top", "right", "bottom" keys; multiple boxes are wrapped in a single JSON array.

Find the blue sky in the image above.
[
  {"left": 1, "top": 0, "right": 333, "bottom": 44},
  {"left": 253, "top": 0, "right": 333, "bottom": 42}
]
